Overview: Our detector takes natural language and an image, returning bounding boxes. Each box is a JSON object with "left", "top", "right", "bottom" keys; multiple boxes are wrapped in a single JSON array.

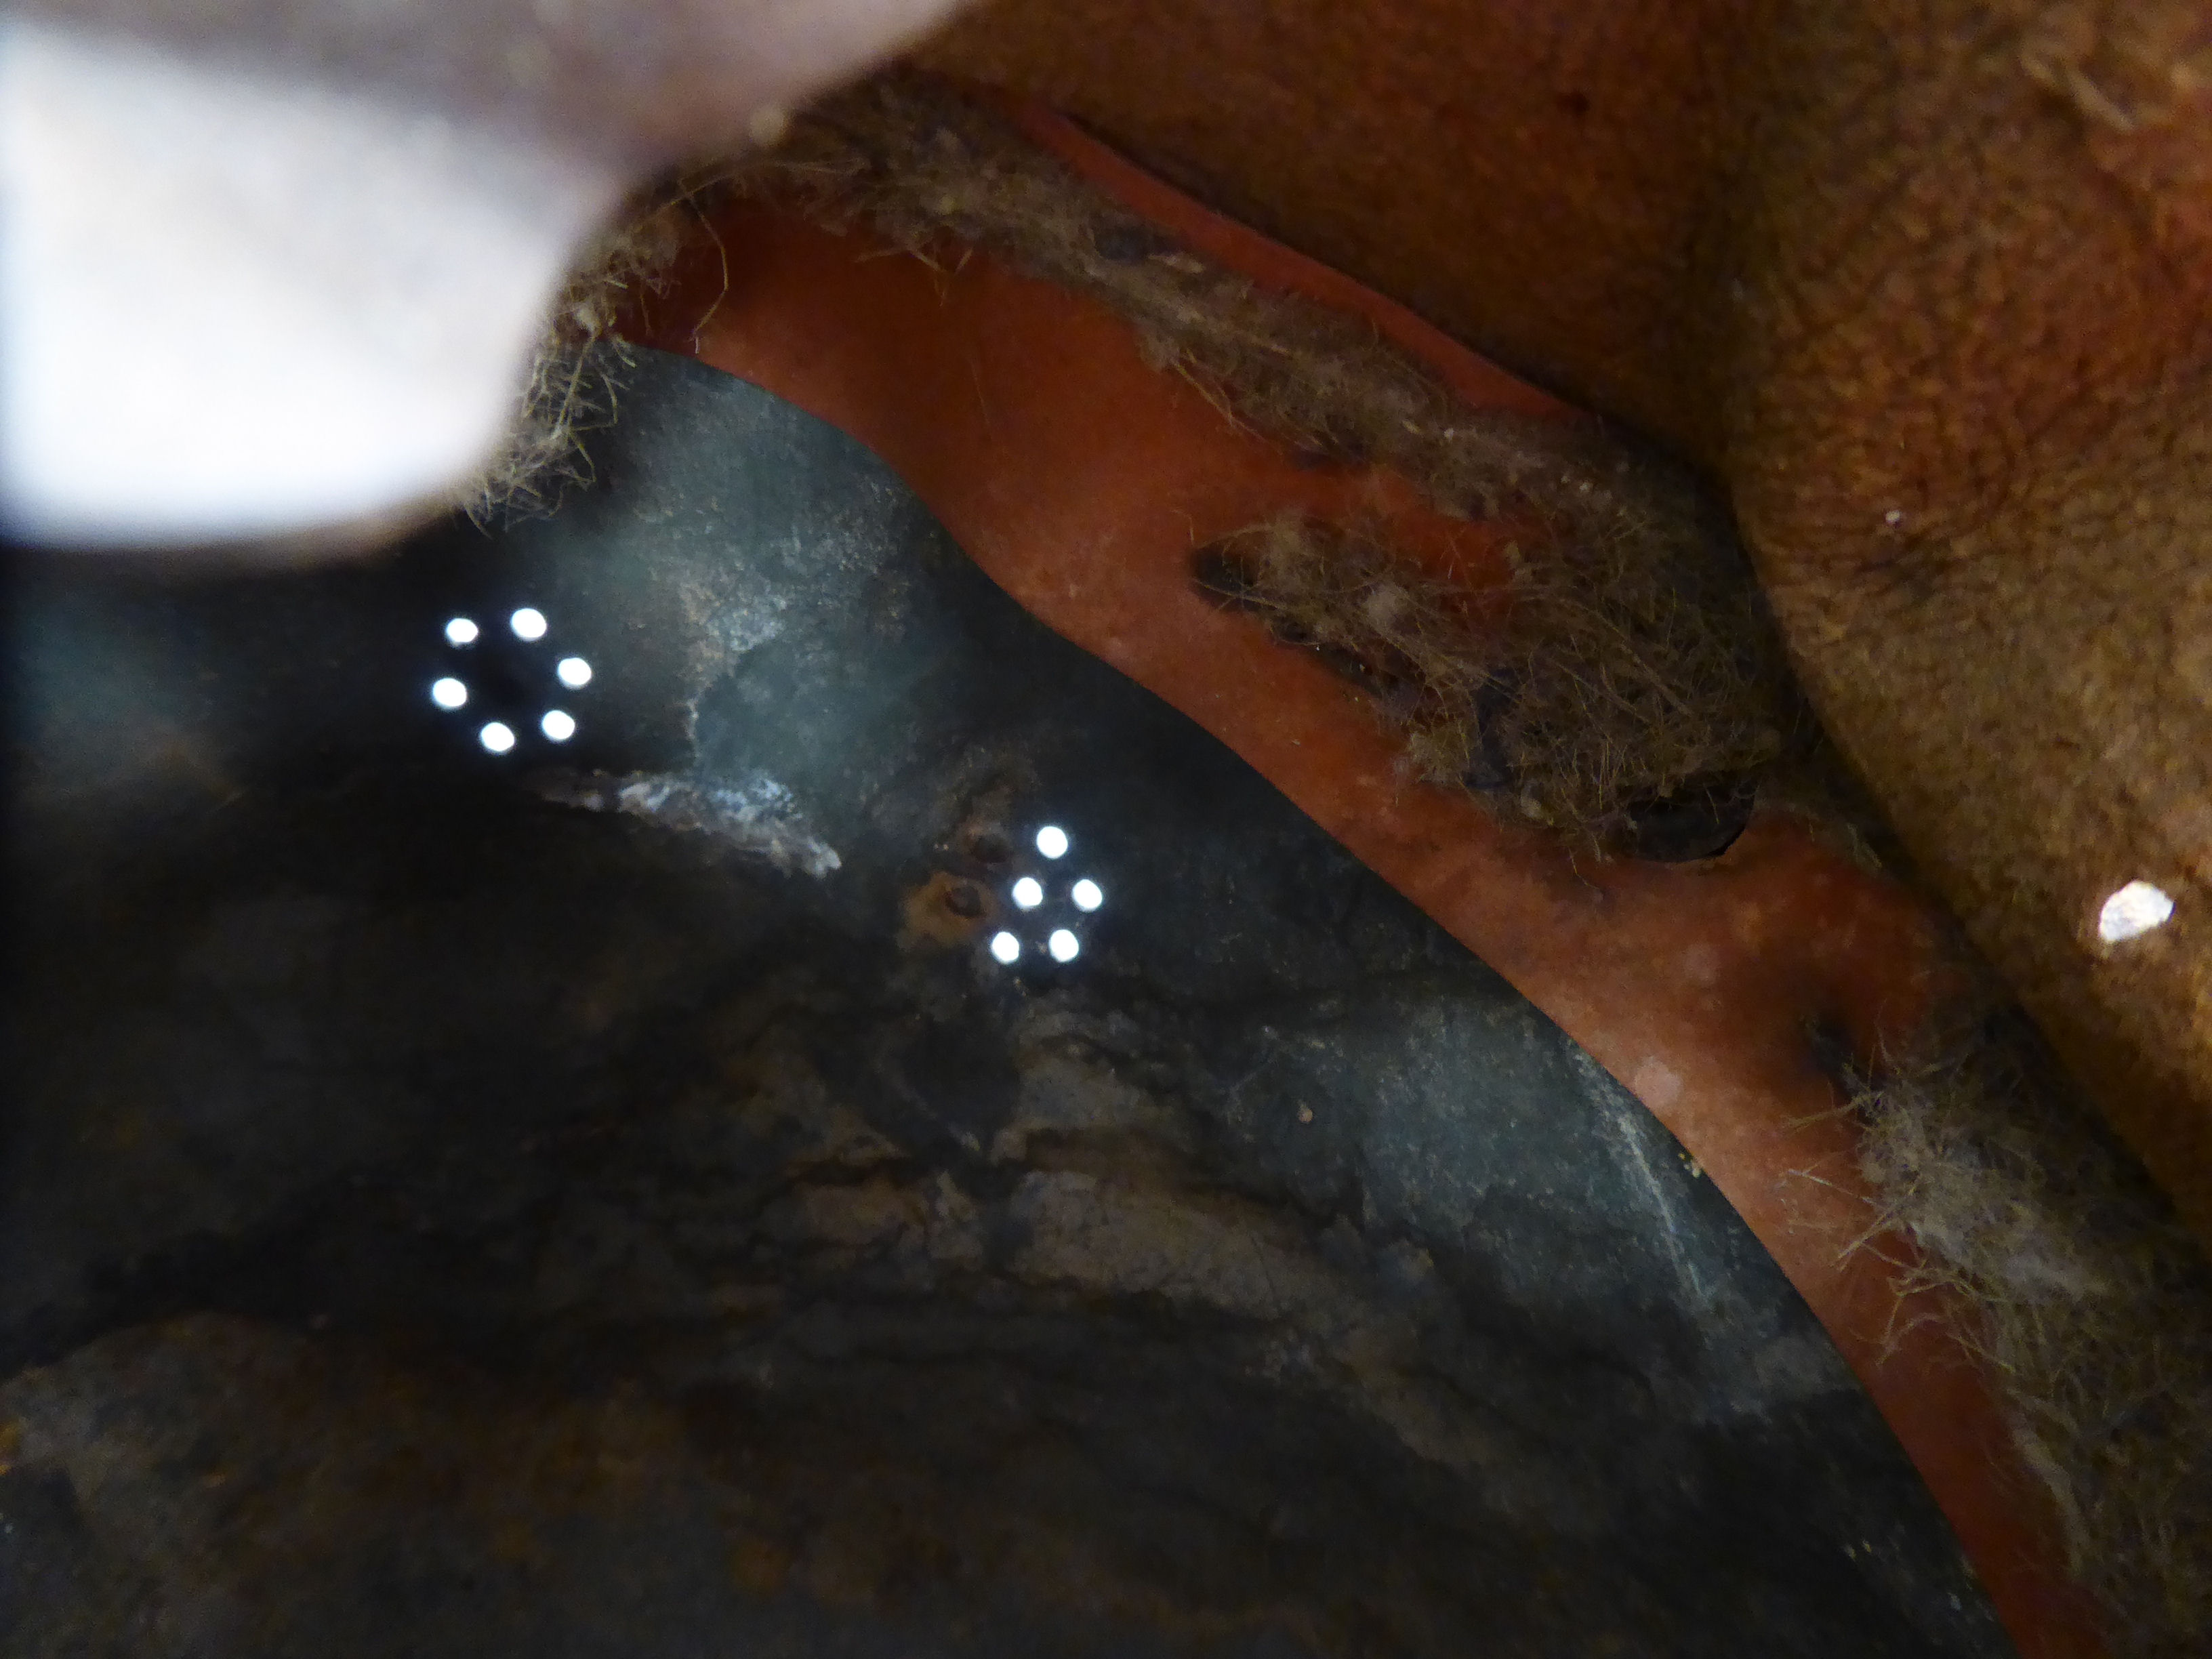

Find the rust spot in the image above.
[{"left": 901, "top": 870, "right": 997, "bottom": 949}]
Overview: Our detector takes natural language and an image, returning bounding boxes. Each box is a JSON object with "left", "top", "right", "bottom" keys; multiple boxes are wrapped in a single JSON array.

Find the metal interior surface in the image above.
[{"left": 1, "top": 350, "right": 2011, "bottom": 1657}]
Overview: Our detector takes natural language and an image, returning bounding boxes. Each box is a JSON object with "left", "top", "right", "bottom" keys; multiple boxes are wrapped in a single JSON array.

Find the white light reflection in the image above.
[{"left": 2098, "top": 881, "right": 2173, "bottom": 944}]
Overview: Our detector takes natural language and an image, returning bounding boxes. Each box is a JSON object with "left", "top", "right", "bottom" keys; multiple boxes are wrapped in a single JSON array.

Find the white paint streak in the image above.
[
  {"left": 1602, "top": 1100, "right": 1711, "bottom": 1314},
  {"left": 537, "top": 769, "right": 840, "bottom": 876}
]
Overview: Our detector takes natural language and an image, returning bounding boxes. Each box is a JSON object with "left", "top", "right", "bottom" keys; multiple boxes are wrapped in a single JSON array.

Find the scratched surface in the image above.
[{"left": 1, "top": 351, "right": 2009, "bottom": 1656}]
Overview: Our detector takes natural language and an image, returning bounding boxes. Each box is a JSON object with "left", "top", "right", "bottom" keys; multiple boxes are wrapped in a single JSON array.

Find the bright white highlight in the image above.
[
  {"left": 1, "top": 1, "right": 985, "bottom": 546},
  {"left": 556, "top": 655, "right": 592, "bottom": 689},
  {"left": 1036, "top": 825, "right": 1069, "bottom": 859},
  {"left": 2098, "top": 881, "right": 2174, "bottom": 944},
  {"left": 1011, "top": 876, "right": 1044, "bottom": 909},
  {"left": 989, "top": 931, "right": 1021, "bottom": 964},
  {"left": 1071, "top": 879, "right": 1103, "bottom": 912},
  {"left": 478, "top": 721, "right": 516, "bottom": 754},
  {"left": 510, "top": 607, "right": 548, "bottom": 640},
  {"left": 540, "top": 710, "right": 575, "bottom": 742},
  {"left": 430, "top": 677, "right": 467, "bottom": 710},
  {"left": 1047, "top": 929, "right": 1080, "bottom": 962},
  {"left": 445, "top": 617, "right": 479, "bottom": 646},
  {"left": 0, "top": 20, "right": 630, "bottom": 546}
]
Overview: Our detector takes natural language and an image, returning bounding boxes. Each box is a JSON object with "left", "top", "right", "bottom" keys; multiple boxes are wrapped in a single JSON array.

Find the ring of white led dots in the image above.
[
  {"left": 983, "top": 825, "right": 1106, "bottom": 968},
  {"left": 430, "top": 607, "right": 591, "bottom": 754}
]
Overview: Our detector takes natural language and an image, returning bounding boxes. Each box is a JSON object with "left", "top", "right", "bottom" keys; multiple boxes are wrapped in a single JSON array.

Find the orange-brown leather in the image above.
[
  {"left": 624, "top": 137, "right": 2104, "bottom": 1650},
  {"left": 914, "top": 0, "right": 2212, "bottom": 1250}
]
